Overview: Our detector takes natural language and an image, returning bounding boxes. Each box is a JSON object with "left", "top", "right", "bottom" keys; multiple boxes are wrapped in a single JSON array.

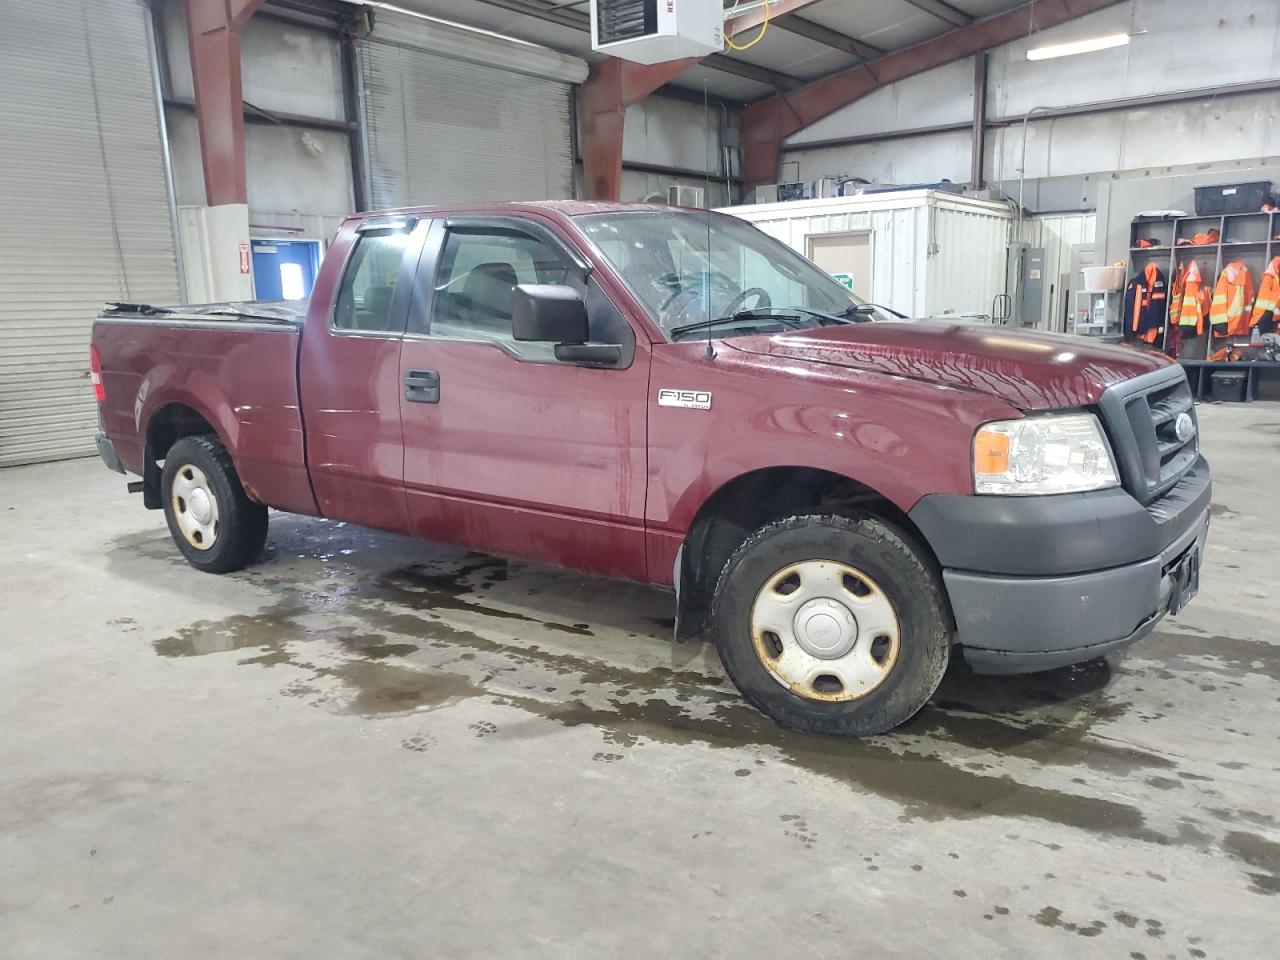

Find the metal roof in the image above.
[{"left": 370, "top": 0, "right": 1031, "bottom": 102}]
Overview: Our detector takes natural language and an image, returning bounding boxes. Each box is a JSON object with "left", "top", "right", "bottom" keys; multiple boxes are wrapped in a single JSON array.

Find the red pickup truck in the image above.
[{"left": 92, "top": 201, "right": 1210, "bottom": 735}]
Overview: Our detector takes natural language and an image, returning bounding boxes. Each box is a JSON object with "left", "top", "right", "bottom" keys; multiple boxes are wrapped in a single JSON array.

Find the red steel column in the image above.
[
  {"left": 185, "top": 0, "right": 267, "bottom": 206},
  {"left": 578, "top": 57, "right": 700, "bottom": 201}
]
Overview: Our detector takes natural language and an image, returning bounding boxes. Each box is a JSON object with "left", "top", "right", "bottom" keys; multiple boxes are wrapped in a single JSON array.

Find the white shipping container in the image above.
[{"left": 719, "top": 190, "right": 1014, "bottom": 322}]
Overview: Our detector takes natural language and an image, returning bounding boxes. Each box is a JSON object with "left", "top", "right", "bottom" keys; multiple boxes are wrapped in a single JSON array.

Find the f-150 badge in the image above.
[{"left": 658, "top": 389, "right": 712, "bottom": 410}]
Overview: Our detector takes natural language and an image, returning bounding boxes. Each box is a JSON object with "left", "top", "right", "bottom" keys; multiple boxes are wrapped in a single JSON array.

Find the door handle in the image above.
[{"left": 404, "top": 369, "right": 440, "bottom": 403}]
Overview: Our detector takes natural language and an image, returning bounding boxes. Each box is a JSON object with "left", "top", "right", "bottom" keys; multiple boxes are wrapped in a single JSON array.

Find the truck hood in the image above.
[{"left": 724, "top": 321, "right": 1172, "bottom": 411}]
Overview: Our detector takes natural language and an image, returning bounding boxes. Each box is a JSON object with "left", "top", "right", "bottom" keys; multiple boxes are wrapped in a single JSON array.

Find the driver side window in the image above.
[{"left": 429, "top": 229, "right": 583, "bottom": 360}]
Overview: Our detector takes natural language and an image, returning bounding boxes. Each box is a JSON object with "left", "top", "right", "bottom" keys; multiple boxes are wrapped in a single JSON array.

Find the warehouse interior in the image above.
[{"left": 2, "top": 1, "right": 1278, "bottom": 956}]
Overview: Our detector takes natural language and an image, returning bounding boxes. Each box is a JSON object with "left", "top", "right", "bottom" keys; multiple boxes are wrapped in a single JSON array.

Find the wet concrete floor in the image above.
[{"left": 1, "top": 402, "right": 1277, "bottom": 958}]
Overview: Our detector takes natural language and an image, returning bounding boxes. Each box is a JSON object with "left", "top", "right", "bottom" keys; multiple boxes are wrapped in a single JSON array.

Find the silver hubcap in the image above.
[
  {"left": 750, "top": 560, "right": 901, "bottom": 702},
  {"left": 171, "top": 464, "right": 219, "bottom": 551}
]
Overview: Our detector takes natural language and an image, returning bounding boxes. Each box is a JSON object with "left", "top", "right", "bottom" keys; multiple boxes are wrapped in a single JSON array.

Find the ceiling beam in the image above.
[
  {"left": 704, "top": 53, "right": 803, "bottom": 91},
  {"left": 741, "top": 0, "right": 1128, "bottom": 187},
  {"left": 724, "top": 0, "right": 883, "bottom": 61},
  {"left": 899, "top": 0, "right": 975, "bottom": 28},
  {"left": 722, "top": 0, "right": 826, "bottom": 36},
  {"left": 774, "top": 15, "right": 883, "bottom": 61}
]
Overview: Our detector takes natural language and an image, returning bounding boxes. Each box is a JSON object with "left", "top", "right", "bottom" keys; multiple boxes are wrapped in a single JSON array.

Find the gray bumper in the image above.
[
  {"left": 909, "top": 456, "right": 1211, "bottom": 674},
  {"left": 949, "top": 508, "right": 1209, "bottom": 674},
  {"left": 96, "top": 433, "right": 125, "bottom": 475}
]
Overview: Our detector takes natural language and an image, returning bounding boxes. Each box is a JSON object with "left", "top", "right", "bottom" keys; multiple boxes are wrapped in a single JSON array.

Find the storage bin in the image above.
[
  {"left": 1209, "top": 370, "right": 1248, "bottom": 402},
  {"left": 1081, "top": 266, "right": 1124, "bottom": 291},
  {"left": 1194, "top": 181, "right": 1271, "bottom": 216}
]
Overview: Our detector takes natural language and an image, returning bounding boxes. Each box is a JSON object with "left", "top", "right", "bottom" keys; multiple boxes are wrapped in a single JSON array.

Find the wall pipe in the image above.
[
  {"left": 1017, "top": 105, "right": 1052, "bottom": 236},
  {"left": 145, "top": 1, "right": 187, "bottom": 302}
]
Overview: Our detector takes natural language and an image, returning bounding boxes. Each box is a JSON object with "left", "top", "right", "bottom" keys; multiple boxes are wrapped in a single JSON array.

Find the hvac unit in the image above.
[
  {"left": 776, "top": 182, "right": 807, "bottom": 202},
  {"left": 753, "top": 184, "right": 780, "bottom": 204},
  {"left": 668, "top": 184, "right": 705, "bottom": 209},
  {"left": 810, "top": 177, "right": 842, "bottom": 199},
  {"left": 590, "top": 0, "right": 723, "bottom": 64}
]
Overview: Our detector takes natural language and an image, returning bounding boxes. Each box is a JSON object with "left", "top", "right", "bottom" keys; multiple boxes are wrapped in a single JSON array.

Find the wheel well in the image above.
[
  {"left": 142, "top": 403, "right": 218, "bottom": 509},
  {"left": 675, "top": 467, "right": 937, "bottom": 640}
]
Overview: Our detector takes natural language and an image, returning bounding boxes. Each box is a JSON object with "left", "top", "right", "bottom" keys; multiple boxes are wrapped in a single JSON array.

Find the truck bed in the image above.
[
  {"left": 100, "top": 300, "right": 307, "bottom": 326},
  {"left": 93, "top": 300, "right": 315, "bottom": 516}
]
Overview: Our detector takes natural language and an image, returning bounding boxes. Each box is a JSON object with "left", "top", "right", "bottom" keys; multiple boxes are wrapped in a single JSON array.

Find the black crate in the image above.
[
  {"left": 1194, "top": 181, "right": 1271, "bottom": 216},
  {"left": 1209, "top": 370, "right": 1248, "bottom": 402}
]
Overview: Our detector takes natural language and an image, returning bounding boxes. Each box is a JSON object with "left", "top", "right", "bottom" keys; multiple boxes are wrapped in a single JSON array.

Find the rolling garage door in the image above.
[
  {"left": 0, "top": 0, "right": 179, "bottom": 467},
  {"left": 358, "top": 11, "right": 588, "bottom": 208}
]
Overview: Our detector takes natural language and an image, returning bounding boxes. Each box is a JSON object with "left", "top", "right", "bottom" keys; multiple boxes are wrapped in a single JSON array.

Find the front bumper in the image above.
[{"left": 909, "top": 456, "right": 1211, "bottom": 674}]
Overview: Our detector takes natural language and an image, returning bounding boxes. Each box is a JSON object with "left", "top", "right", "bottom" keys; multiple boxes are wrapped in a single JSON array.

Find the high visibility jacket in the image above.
[
  {"left": 1123, "top": 262, "right": 1167, "bottom": 343},
  {"left": 1210, "top": 261, "right": 1256, "bottom": 338},
  {"left": 1169, "top": 260, "right": 1210, "bottom": 336},
  {"left": 1176, "top": 229, "right": 1219, "bottom": 246},
  {"left": 1250, "top": 256, "right": 1280, "bottom": 332}
]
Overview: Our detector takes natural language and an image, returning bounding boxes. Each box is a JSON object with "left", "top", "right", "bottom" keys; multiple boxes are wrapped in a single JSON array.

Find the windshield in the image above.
[{"left": 575, "top": 211, "right": 890, "bottom": 340}]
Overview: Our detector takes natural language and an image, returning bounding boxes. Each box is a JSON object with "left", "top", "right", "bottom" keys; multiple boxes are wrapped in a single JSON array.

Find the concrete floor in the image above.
[{"left": 1, "top": 404, "right": 1277, "bottom": 959}]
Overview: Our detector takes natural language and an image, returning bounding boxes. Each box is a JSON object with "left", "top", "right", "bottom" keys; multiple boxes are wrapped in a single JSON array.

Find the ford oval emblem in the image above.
[{"left": 1174, "top": 412, "right": 1195, "bottom": 443}]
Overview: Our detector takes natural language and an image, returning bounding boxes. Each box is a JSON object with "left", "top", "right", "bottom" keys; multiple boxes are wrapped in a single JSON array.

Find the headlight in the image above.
[{"left": 973, "top": 413, "right": 1118, "bottom": 495}]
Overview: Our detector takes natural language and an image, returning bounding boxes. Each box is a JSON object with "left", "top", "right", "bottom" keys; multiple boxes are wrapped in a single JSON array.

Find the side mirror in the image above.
[
  {"left": 512, "top": 284, "right": 621, "bottom": 366},
  {"left": 512, "top": 284, "right": 588, "bottom": 344}
]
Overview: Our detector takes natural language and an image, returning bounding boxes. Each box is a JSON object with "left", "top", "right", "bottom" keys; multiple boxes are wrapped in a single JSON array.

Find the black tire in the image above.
[
  {"left": 161, "top": 434, "right": 268, "bottom": 574},
  {"left": 711, "top": 513, "right": 951, "bottom": 736}
]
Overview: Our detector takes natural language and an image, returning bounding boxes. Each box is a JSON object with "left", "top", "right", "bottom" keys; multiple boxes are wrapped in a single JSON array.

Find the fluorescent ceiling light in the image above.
[{"left": 1027, "top": 33, "right": 1130, "bottom": 61}]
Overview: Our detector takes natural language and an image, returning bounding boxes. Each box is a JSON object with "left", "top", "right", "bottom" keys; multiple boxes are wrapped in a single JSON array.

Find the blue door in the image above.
[{"left": 252, "top": 239, "right": 323, "bottom": 301}]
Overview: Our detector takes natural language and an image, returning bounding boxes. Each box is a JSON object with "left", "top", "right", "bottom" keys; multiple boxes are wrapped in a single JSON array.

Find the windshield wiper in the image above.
[
  {"left": 669, "top": 309, "right": 805, "bottom": 341},
  {"left": 841, "top": 302, "right": 905, "bottom": 320}
]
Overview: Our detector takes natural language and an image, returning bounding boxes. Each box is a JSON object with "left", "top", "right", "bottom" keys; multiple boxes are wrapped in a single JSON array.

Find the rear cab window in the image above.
[{"left": 333, "top": 229, "right": 417, "bottom": 333}]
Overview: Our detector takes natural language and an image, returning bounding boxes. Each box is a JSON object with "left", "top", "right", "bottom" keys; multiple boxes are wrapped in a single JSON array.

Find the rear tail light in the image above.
[{"left": 89, "top": 345, "right": 104, "bottom": 403}]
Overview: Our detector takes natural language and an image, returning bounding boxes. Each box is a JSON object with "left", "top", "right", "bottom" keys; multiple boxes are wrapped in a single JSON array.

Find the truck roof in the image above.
[{"left": 344, "top": 199, "right": 694, "bottom": 224}]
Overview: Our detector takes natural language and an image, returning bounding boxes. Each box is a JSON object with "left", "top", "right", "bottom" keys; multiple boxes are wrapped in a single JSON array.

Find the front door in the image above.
[{"left": 398, "top": 218, "right": 650, "bottom": 581}]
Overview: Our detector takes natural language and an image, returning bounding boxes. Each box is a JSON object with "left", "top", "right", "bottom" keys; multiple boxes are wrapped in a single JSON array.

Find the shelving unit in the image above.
[
  {"left": 1127, "top": 211, "right": 1279, "bottom": 397},
  {"left": 1071, "top": 289, "right": 1121, "bottom": 337}
]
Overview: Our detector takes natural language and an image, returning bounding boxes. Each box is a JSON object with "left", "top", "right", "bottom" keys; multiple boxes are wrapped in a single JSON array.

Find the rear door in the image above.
[
  {"left": 398, "top": 216, "right": 651, "bottom": 581},
  {"left": 299, "top": 216, "right": 428, "bottom": 532}
]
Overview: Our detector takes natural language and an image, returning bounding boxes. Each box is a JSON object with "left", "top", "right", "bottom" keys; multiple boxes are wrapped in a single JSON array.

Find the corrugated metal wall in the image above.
[
  {"left": 358, "top": 11, "right": 582, "bottom": 208},
  {"left": 0, "top": 0, "right": 179, "bottom": 467},
  {"left": 727, "top": 192, "right": 1012, "bottom": 320}
]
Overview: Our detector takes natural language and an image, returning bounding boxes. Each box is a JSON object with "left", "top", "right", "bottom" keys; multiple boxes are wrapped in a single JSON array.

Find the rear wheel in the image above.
[
  {"left": 711, "top": 513, "right": 950, "bottom": 736},
  {"left": 161, "top": 435, "right": 267, "bottom": 573}
]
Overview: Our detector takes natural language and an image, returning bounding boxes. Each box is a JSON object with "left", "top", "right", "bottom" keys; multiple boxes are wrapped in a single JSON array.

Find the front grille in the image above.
[
  {"left": 1097, "top": 366, "right": 1199, "bottom": 505},
  {"left": 597, "top": 0, "right": 657, "bottom": 44}
]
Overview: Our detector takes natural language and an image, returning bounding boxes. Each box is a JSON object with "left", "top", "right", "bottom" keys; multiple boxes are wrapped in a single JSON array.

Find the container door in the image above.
[{"left": 807, "top": 231, "right": 873, "bottom": 300}]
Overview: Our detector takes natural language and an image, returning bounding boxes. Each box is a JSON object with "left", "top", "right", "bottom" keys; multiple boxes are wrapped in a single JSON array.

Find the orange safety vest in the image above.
[
  {"left": 1250, "top": 256, "right": 1280, "bottom": 329},
  {"left": 1169, "top": 260, "right": 1210, "bottom": 336},
  {"left": 1210, "top": 261, "right": 1256, "bottom": 338}
]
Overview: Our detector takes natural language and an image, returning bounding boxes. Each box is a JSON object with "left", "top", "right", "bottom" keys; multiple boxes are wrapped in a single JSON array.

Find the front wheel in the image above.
[
  {"left": 711, "top": 513, "right": 951, "bottom": 736},
  {"left": 161, "top": 435, "right": 268, "bottom": 573}
]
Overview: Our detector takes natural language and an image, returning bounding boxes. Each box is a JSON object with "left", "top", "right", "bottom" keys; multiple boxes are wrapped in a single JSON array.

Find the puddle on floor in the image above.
[{"left": 117, "top": 517, "right": 1279, "bottom": 897}]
